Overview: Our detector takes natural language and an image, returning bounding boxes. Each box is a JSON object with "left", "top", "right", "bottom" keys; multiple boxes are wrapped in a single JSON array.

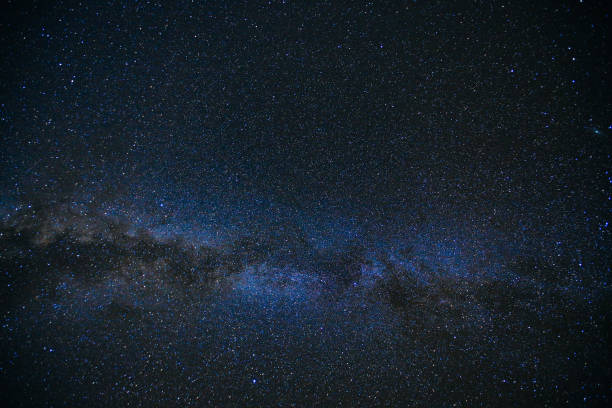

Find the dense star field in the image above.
[{"left": 1, "top": 0, "right": 610, "bottom": 406}]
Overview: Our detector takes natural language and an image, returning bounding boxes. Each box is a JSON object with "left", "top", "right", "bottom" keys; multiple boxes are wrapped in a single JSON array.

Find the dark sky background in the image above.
[
  {"left": 1, "top": 0, "right": 611, "bottom": 406},
  {"left": 2, "top": 0, "right": 609, "bottom": 230}
]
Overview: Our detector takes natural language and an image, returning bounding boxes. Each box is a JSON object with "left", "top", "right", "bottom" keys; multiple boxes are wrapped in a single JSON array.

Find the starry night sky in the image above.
[{"left": 1, "top": 0, "right": 611, "bottom": 406}]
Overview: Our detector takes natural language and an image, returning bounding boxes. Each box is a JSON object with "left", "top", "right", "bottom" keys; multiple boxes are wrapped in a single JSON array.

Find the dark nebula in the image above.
[{"left": 1, "top": 0, "right": 610, "bottom": 406}]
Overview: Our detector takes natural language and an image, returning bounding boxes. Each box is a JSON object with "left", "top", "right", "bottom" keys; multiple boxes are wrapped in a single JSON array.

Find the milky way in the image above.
[
  {"left": 1, "top": 200, "right": 609, "bottom": 406},
  {"left": 1, "top": 0, "right": 611, "bottom": 406}
]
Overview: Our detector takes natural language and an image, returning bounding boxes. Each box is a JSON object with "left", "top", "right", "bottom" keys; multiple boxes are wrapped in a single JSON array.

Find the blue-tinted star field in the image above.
[{"left": 1, "top": 0, "right": 610, "bottom": 406}]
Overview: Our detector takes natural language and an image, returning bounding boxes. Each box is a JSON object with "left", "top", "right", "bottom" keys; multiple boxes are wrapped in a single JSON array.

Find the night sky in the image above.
[{"left": 1, "top": 0, "right": 611, "bottom": 406}]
